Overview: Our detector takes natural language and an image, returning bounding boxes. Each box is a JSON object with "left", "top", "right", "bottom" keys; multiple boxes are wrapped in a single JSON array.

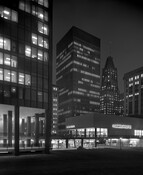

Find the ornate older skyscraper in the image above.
[{"left": 100, "top": 56, "right": 120, "bottom": 115}]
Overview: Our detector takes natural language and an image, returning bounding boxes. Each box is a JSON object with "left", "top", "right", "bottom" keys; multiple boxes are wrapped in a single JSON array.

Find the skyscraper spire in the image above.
[{"left": 100, "top": 56, "right": 120, "bottom": 115}]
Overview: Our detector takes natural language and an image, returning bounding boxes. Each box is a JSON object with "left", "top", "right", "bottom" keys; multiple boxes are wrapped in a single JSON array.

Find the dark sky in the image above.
[{"left": 53, "top": 0, "right": 143, "bottom": 92}]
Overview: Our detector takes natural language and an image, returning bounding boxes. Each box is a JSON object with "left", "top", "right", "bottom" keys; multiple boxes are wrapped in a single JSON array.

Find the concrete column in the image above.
[
  {"left": 21, "top": 118, "right": 25, "bottom": 136},
  {"left": 95, "top": 128, "right": 97, "bottom": 147},
  {"left": 66, "top": 138, "right": 68, "bottom": 148},
  {"left": 39, "top": 119, "right": 44, "bottom": 136},
  {"left": 27, "top": 116, "right": 31, "bottom": 137},
  {"left": 14, "top": 106, "right": 19, "bottom": 156},
  {"left": 8, "top": 111, "right": 12, "bottom": 147},
  {"left": 45, "top": 108, "right": 52, "bottom": 154},
  {"left": 81, "top": 138, "right": 83, "bottom": 148},
  {"left": 3, "top": 114, "right": 7, "bottom": 137},
  {"left": 3, "top": 114, "right": 8, "bottom": 147},
  {"left": 35, "top": 114, "right": 39, "bottom": 147}
]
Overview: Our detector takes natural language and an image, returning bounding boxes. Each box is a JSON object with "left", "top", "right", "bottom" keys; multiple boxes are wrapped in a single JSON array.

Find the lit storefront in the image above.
[{"left": 64, "top": 113, "right": 143, "bottom": 149}]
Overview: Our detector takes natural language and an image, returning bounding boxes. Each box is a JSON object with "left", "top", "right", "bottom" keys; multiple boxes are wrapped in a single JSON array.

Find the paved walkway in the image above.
[{"left": 0, "top": 149, "right": 143, "bottom": 175}]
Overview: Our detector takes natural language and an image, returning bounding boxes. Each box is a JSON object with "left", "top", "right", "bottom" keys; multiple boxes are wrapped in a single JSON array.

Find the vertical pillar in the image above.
[
  {"left": 84, "top": 129, "right": 86, "bottom": 138},
  {"left": 66, "top": 138, "right": 68, "bottom": 148},
  {"left": 8, "top": 111, "right": 12, "bottom": 147},
  {"left": 81, "top": 138, "right": 83, "bottom": 148},
  {"left": 27, "top": 116, "right": 31, "bottom": 147},
  {"left": 3, "top": 114, "right": 7, "bottom": 136},
  {"left": 14, "top": 106, "right": 19, "bottom": 156},
  {"left": 95, "top": 128, "right": 97, "bottom": 147},
  {"left": 45, "top": 108, "right": 52, "bottom": 154},
  {"left": 35, "top": 114, "right": 39, "bottom": 147},
  {"left": 3, "top": 114, "right": 7, "bottom": 147},
  {"left": 39, "top": 119, "right": 44, "bottom": 136},
  {"left": 21, "top": 118, "right": 25, "bottom": 136}
]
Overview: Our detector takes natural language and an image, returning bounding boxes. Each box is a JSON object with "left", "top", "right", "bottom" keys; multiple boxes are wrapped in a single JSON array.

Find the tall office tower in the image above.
[
  {"left": 100, "top": 56, "right": 120, "bottom": 115},
  {"left": 123, "top": 67, "right": 143, "bottom": 116},
  {"left": 52, "top": 85, "right": 58, "bottom": 135},
  {"left": 56, "top": 26, "right": 100, "bottom": 133},
  {"left": 0, "top": 0, "right": 52, "bottom": 155}
]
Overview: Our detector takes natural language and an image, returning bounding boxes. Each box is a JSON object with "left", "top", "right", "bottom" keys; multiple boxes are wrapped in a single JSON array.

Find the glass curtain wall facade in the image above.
[
  {"left": 0, "top": 0, "right": 52, "bottom": 155},
  {"left": 56, "top": 27, "right": 100, "bottom": 134}
]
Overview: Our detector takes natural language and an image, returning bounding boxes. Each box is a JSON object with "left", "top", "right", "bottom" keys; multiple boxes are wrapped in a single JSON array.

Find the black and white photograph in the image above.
[{"left": 0, "top": 0, "right": 143, "bottom": 174}]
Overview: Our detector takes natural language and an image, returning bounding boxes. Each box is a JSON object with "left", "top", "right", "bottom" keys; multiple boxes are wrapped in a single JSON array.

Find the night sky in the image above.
[{"left": 53, "top": 0, "right": 143, "bottom": 92}]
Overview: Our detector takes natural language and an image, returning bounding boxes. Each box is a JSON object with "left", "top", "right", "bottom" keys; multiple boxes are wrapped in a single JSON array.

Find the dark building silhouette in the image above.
[
  {"left": 0, "top": 0, "right": 52, "bottom": 155},
  {"left": 56, "top": 26, "right": 100, "bottom": 134},
  {"left": 123, "top": 67, "right": 143, "bottom": 116},
  {"left": 100, "top": 56, "right": 120, "bottom": 115}
]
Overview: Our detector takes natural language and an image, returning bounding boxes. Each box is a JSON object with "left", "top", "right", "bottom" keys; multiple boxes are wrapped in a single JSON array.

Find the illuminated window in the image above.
[
  {"left": 4, "top": 69, "right": 10, "bottom": 82},
  {"left": 0, "top": 68, "right": 3, "bottom": 80},
  {"left": 2, "top": 7, "right": 10, "bottom": 20},
  {"left": 25, "top": 2, "right": 30, "bottom": 13},
  {"left": 11, "top": 56, "right": 17, "bottom": 67},
  {"left": 32, "top": 34, "right": 37, "bottom": 45},
  {"left": 129, "top": 77, "right": 133, "bottom": 82},
  {"left": 44, "top": 38, "right": 48, "bottom": 49},
  {"left": 0, "top": 6, "right": 18, "bottom": 22},
  {"left": 38, "top": 50, "right": 43, "bottom": 61},
  {"left": 4, "top": 38, "right": 10, "bottom": 50},
  {"left": 32, "top": 47, "right": 37, "bottom": 59},
  {"left": 38, "top": 22, "right": 48, "bottom": 35},
  {"left": 38, "top": 7, "right": 44, "bottom": 20},
  {"left": 97, "top": 128, "right": 108, "bottom": 137},
  {"left": 38, "top": 0, "right": 43, "bottom": 5},
  {"left": 19, "top": 73, "right": 24, "bottom": 84},
  {"left": 32, "top": 5, "right": 36, "bottom": 15},
  {"left": 44, "top": 0, "right": 48, "bottom": 7},
  {"left": 25, "top": 74, "right": 31, "bottom": 85},
  {"left": 25, "top": 45, "right": 31, "bottom": 57},
  {"left": 0, "top": 52, "right": 3, "bottom": 64},
  {"left": 11, "top": 71, "right": 17, "bottom": 83},
  {"left": 135, "top": 75, "right": 139, "bottom": 80},
  {"left": 19, "top": 1, "right": 24, "bottom": 11},
  {"left": 44, "top": 11, "right": 48, "bottom": 21},
  {"left": 44, "top": 52, "right": 48, "bottom": 62},
  {"left": 0, "top": 37, "right": 3, "bottom": 49},
  {"left": 38, "top": 36, "right": 43, "bottom": 47},
  {"left": 4, "top": 54, "right": 10, "bottom": 66},
  {"left": 12, "top": 10, "right": 18, "bottom": 22}
]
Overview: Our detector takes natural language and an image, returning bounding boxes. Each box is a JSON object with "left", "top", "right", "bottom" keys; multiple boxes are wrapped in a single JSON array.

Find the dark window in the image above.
[
  {"left": 25, "top": 88, "right": 30, "bottom": 100},
  {"left": 19, "top": 88, "right": 24, "bottom": 99},
  {"left": 32, "top": 76, "right": 37, "bottom": 89}
]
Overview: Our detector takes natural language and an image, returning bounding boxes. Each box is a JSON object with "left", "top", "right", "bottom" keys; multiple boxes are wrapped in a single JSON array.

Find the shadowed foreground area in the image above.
[{"left": 0, "top": 148, "right": 143, "bottom": 175}]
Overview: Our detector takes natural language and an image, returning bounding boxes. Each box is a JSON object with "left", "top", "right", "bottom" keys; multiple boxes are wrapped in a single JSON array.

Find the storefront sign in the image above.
[
  {"left": 66, "top": 125, "right": 75, "bottom": 129},
  {"left": 112, "top": 124, "right": 132, "bottom": 129}
]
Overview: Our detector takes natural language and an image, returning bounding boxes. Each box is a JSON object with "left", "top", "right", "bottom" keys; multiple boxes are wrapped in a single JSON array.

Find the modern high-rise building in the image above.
[
  {"left": 100, "top": 56, "right": 120, "bottom": 115},
  {"left": 52, "top": 85, "right": 58, "bottom": 135},
  {"left": 123, "top": 67, "right": 143, "bottom": 116},
  {"left": 0, "top": 0, "right": 52, "bottom": 155},
  {"left": 56, "top": 26, "right": 100, "bottom": 133}
]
